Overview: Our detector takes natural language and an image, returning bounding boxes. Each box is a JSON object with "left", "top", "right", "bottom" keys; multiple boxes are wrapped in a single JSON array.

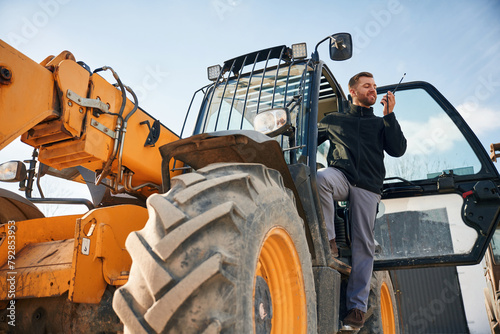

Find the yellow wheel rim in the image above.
[
  {"left": 380, "top": 281, "right": 396, "bottom": 334},
  {"left": 254, "top": 227, "right": 307, "bottom": 334}
]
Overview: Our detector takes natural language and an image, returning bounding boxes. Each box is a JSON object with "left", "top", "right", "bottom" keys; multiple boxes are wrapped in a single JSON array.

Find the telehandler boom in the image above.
[{"left": 0, "top": 39, "right": 181, "bottom": 332}]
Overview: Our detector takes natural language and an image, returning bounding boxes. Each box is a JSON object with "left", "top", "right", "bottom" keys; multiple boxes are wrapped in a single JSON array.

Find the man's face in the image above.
[{"left": 350, "top": 76, "right": 377, "bottom": 107}]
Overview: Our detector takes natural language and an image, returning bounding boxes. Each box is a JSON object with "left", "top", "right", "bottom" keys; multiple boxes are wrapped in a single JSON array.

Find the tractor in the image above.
[{"left": 1, "top": 33, "right": 499, "bottom": 333}]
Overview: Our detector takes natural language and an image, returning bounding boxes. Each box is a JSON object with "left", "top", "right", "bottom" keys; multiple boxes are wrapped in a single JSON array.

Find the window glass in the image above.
[
  {"left": 378, "top": 88, "right": 481, "bottom": 181},
  {"left": 375, "top": 194, "right": 477, "bottom": 260},
  {"left": 200, "top": 63, "right": 312, "bottom": 163},
  {"left": 203, "top": 64, "right": 309, "bottom": 133}
]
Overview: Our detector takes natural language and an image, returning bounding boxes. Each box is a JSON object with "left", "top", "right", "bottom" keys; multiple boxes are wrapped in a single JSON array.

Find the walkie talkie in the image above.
[
  {"left": 380, "top": 73, "right": 406, "bottom": 106},
  {"left": 392, "top": 73, "right": 406, "bottom": 95}
]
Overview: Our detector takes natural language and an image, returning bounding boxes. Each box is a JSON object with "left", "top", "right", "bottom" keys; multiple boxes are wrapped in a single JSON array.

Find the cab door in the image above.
[{"left": 373, "top": 81, "right": 500, "bottom": 270}]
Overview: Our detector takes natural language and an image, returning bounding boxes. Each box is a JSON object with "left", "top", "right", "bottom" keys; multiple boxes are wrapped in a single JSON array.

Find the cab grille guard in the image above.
[
  {"left": 189, "top": 46, "right": 311, "bottom": 136},
  {"left": 177, "top": 45, "right": 313, "bottom": 173}
]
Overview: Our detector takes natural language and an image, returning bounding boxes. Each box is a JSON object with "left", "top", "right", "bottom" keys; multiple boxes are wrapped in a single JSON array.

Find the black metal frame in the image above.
[
  {"left": 377, "top": 81, "right": 498, "bottom": 183},
  {"left": 372, "top": 81, "right": 500, "bottom": 269}
]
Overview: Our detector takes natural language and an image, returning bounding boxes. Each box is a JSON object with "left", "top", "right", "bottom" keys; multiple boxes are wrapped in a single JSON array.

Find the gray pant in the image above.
[{"left": 317, "top": 167, "right": 381, "bottom": 312}]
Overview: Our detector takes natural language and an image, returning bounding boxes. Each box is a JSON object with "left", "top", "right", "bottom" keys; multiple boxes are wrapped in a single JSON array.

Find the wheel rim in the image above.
[
  {"left": 254, "top": 227, "right": 307, "bottom": 334},
  {"left": 380, "top": 281, "right": 396, "bottom": 334}
]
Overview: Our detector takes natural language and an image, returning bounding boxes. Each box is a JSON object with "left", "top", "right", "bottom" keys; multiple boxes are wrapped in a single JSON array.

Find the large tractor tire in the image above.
[
  {"left": 0, "top": 188, "right": 44, "bottom": 224},
  {"left": 360, "top": 271, "right": 400, "bottom": 334},
  {"left": 113, "top": 163, "right": 317, "bottom": 333}
]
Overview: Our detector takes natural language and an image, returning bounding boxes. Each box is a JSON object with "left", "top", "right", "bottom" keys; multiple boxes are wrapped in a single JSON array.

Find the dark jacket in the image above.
[{"left": 318, "top": 104, "right": 407, "bottom": 194}]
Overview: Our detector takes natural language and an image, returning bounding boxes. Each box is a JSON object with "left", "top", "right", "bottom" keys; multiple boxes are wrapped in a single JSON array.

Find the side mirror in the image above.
[
  {"left": 330, "top": 33, "right": 353, "bottom": 61},
  {"left": 0, "top": 161, "right": 27, "bottom": 182},
  {"left": 254, "top": 108, "right": 291, "bottom": 137}
]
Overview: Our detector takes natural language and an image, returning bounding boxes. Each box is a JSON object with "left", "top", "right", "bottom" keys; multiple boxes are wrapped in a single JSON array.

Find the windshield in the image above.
[
  {"left": 201, "top": 64, "right": 310, "bottom": 131},
  {"left": 196, "top": 63, "right": 312, "bottom": 161}
]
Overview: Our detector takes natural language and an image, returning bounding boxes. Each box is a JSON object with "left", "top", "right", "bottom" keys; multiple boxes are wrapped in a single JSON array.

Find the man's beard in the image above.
[{"left": 357, "top": 94, "right": 376, "bottom": 107}]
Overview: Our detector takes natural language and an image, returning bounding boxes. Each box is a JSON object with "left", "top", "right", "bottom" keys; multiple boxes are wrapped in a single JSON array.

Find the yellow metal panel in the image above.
[
  {"left": 0, "top": 239, "right": 73, "bottom": 299},
  {"left": 22, "top": 58, "right": 92, "bottom": 155},
  {"left": 122, "top": 110, "right": 180, "bottom": 186},
  {"left": 0, "top": 40, "right": 58, "bottom": 150},
  {"left": 0, "top": 215, "right": 79, "bottom": 300},
  {"left": 54, "top": 60, "right": 90, "bottom": 137},
  {"left": 38, "top": 127, "right": 113, "bottom": 170},
  {"left": 85, "top": 72, "right": 181, "bottom": 186},
  {"left": 70, "top": 205, "right": 148, "bottom": 303},
  {"left": 70, "top": 217, "right": 107, "bottom": 304},
  {"left": 42, "top": 50, "right": 75, "bottom": 68},
  {"left": 0, "top": 205, "right": 148, "bottom": 303},
  {"left": 21, "top": 119, "right": 73, "bottom": 147},
  {"left": 0, "top": 215, "right": 80, "bottom": 265}
]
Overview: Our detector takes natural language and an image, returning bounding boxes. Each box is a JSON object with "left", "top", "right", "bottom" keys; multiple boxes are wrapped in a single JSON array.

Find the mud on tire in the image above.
[
  {"left": 112, "top": 163, "right": 317, "bottom": 333},
  {"left": 360, "top": 271, "right": 400, "bottom": 334}
]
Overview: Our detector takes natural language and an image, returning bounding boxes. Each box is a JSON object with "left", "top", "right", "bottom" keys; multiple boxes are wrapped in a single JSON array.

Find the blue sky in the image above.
[{"left": 1, "top": 0, "right": 499, "bottom": 195}]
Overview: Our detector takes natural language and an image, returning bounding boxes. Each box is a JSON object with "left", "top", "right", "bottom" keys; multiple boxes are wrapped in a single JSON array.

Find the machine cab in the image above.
[{"left": 185, "top": 37, "right": 500, "bottom": 270}]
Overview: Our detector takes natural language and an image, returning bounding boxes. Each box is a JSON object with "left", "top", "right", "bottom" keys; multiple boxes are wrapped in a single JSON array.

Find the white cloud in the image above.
[
  {"left": 400, "top": 114, "right": 464, "bottom": 156},
  {"left": 456, "top": 104, "right": 500, "bottom": 135}
]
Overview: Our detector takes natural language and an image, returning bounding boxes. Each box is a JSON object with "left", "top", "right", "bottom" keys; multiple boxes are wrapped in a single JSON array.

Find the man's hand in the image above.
[{"left": 381, "top": 91, "right": 395, "bottom": 116}]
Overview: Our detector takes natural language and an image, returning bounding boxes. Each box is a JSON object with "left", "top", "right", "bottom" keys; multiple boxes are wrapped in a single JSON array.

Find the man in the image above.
[{"left": 317, "top": 72, "right": 406, "bottom": 329}]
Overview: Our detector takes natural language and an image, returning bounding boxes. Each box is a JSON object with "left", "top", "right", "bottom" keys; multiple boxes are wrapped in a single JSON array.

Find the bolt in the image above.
[
  {"left": 104, "top": 128, "right": 108, "bottom": 133},
  {"left": 68, "top": 101, "right": 73, "bottom": 107},
  {"left": 79, "top": 108, "right": 84, "bottom": 113},
  {"left": 0, "top": 67, "right": 12, "bottom": 81}
]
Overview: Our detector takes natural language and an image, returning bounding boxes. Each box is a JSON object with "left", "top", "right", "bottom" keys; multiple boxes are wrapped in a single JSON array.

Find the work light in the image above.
[
  {"left": 291, "top": 43, "right": 307, "bottom": 59},
  {"left": 207, "top": 65, "right": 222, "bottom": 81}
]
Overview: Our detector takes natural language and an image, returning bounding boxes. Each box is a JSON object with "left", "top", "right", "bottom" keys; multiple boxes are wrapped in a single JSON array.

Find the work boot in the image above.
[
  {"left": 329, "top": 239, "right": 339, "bottom": 258},
  {"left": 343, "top": 308, "right": 365, "bottom": 329}
]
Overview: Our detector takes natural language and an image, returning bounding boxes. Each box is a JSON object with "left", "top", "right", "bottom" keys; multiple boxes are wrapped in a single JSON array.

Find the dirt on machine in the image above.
[{"left": 1, "top": 34, "right": 500, "bottom": 333}]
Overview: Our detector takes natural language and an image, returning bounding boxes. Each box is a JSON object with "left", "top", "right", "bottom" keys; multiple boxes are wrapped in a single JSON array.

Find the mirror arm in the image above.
[
  {"left": 312, "top": 36, "right": 330, "bottom": 63},
  {"left": 314, "top": 36, "right": 330, "bottom": 54},
  {"left": 36, "top": 169, "right": 45, "bottom": 198},
  {"left": 24, "top": 148, "right": 38, "bottom": 199}
]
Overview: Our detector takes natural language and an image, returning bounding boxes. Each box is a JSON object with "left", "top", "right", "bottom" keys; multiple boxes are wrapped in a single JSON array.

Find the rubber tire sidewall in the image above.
[
  {"left": 360, "top": 271, "right": 400, "bottom": 334},
  {"left": 113, "top": 163, "right": 317, "bottom": 334}
]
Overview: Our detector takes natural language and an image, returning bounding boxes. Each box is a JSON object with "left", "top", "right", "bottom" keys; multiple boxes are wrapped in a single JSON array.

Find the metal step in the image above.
[{"left": 338, "top": 326, "right": 360, "bottom": 333}]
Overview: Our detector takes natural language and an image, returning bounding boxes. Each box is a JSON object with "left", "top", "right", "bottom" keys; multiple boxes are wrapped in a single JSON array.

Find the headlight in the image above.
[{"left": 254, "top": 108, "right": 290, "bottom": 137}]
